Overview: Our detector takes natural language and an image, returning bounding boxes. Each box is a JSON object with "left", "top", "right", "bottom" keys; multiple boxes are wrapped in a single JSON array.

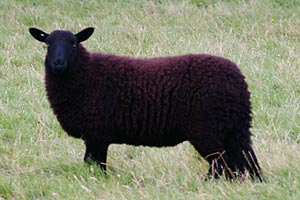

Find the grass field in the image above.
[{"left": 1, "top": 0, "right": 300, "bottom": 199}]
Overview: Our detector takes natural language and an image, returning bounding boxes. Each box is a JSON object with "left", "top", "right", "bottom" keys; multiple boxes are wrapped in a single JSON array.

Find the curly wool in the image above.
[
  {"left": 29, "top": 27, "right": 262, "bottom": 181},
  {"left": 46, "top": 47, "right": 250, "bottom": 145}
]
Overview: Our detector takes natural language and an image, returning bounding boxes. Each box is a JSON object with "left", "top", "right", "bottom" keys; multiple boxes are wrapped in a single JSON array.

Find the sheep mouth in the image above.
[{"left": 52, "top": 65, "right": 66, "bottom": 75}]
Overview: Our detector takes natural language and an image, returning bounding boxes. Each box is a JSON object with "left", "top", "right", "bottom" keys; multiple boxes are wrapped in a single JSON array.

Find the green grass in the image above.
[{"left": 1, "top": 0, "right": 300, "bottom": 199}]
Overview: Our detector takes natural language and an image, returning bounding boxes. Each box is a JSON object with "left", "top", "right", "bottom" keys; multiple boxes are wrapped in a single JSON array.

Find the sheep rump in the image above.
[{"left": 29, "top": 27, "right": 263, "bottom": 181}]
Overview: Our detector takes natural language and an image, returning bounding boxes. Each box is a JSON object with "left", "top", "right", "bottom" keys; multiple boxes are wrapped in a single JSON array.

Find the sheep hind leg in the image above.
[
  {"left": 205, "top": 151, "right": 228, "bottom": 180},
  {"left": 189, "top": 140, "right": 227, "bottom": 180},
  {"left": 83, "top": 139, "right": 109, "bottom": 171},
  {"left": 222, "top": 143, "right": 246, "bottom": 181}
]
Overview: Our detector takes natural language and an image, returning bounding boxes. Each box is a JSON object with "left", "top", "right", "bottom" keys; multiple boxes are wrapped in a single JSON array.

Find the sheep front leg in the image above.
[{"left": 84, "top": 139, "right": 109, "bottom": 171}]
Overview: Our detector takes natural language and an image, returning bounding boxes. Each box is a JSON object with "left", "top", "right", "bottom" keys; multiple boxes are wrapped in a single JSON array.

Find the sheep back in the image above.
[{"left": 45, "top": 50, "right": 251, "bottom": 147}]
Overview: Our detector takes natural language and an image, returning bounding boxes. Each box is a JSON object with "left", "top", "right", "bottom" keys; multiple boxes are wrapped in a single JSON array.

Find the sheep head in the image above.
[{"left": 29, "top": 27, "right": 94, "bottom": 74}]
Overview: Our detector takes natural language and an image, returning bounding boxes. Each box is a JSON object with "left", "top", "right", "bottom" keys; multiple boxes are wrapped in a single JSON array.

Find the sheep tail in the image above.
[
  {"left": 224, "top": 128, "right": 263, "bottom": 182},
  {"left": 242, "top": 141, "right": 264, "bottom": 182}
]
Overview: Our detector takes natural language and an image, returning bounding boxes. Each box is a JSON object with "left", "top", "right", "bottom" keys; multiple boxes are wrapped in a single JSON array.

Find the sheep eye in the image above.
[{"left": 71, "top": 40, "right": 76, "bottom": 47}]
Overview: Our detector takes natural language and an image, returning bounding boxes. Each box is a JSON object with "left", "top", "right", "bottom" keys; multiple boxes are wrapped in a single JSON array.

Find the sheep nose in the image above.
[
  {"left": 54, "top": 58, "right": 64, "bottom": 66},
  {"left": 52, "top": 58, "right": 67, "bottom": 74}
]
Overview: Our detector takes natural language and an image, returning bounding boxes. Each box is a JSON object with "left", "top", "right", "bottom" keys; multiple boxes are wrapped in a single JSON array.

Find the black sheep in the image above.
[{"left": 29, "top": 27, "right": 263, "bottom": 181}]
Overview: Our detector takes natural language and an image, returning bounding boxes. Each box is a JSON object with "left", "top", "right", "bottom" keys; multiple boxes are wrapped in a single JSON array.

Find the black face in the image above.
[
  {"left": 29, "top": 27, "right": 94, "bottom": 74},
  {"left": 46, "top": 31, "right": 78, "bottom": 74}
]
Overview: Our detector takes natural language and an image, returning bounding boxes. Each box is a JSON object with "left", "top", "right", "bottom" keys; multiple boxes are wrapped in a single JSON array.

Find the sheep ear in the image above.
[
  {"left": 75, "top": 27, "right": 94, "bottom": 43},
  {"left": 29, "top": 28, "right": 49, "bottom": 43}
]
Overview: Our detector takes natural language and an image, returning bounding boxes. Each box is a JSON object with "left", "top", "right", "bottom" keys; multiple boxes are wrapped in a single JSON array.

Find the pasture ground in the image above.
[{"left": 1, "top": 0, "right": 300, "bottom": 199}]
